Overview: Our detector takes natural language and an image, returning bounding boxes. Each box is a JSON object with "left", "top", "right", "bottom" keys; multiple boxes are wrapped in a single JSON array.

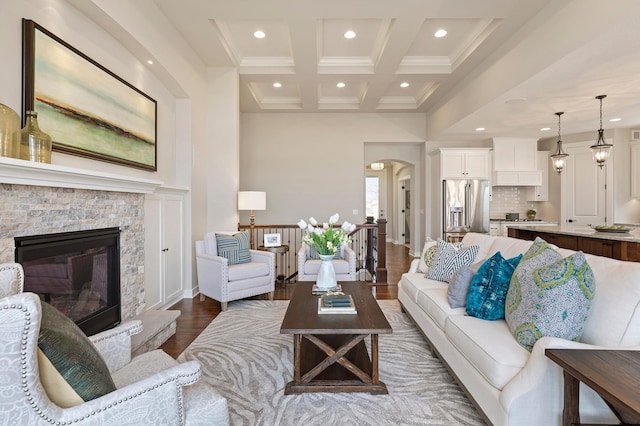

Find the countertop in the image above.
[
  {"left": 490, "top": 219, "right": 558, "bottom": 225},
  {"left": 508, "top": 224, "right": 640, "bottom": 243}
]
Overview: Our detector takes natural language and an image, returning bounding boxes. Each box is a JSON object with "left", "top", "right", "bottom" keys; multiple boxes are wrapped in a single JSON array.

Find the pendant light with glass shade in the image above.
[
  {"left": 550, "top": 111, "right": 568, "bottom": 174},
  {"left": 590, "top": 95, "right": 613, "bottom": 168}
]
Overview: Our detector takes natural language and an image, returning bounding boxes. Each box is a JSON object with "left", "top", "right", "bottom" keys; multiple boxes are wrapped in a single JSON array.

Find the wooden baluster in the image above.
[{"left": 376, "top": 218, "right": 387, "bottom": 284}]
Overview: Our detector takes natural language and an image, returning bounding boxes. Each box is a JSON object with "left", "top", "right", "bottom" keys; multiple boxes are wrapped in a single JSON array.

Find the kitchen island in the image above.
[{"left": 507, "top": 225, "right": 640, "bottom": 262}]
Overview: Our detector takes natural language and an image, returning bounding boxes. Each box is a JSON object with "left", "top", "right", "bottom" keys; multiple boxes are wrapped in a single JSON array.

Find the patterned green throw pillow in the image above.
[
  {"left": 424, "top": 245, "right": 437, "bottom": 269},
  {"left": 505, "top": 241, "right": 596, "bottom": 351}
]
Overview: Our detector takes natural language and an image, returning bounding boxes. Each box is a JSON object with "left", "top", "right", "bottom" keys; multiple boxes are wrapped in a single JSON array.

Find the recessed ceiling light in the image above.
[
  {"left": 273, "top": 82, "right": 282, "bottom": 88},
  {"left": 344, "top": 30, "right": 356, "bottom": 39},
  {"left": 475, "top": 127, "right": 485, "bottom": 132},
  {"left": 254, "top": 30, "right": 266, "bottom": 39},
  {"left": 336, "top": 82, "right": 346, "bottom": 88},
  {"left": 540, "top": 127, "right": 551, "bottom": 131},
  {"left": 147, "top": 60, "right": 153, "bottom": 65},
  {"left": 434, "top": 29, "right": 447, "bottom": 38},
  {"left": 609, "top": 117, "right": 622, "bottom": 122},
  {"left": 400, "top": 82, "right": 409, "bottom": 88}
]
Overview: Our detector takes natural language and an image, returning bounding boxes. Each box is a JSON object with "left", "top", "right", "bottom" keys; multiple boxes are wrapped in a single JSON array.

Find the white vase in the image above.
[{"left": 316, "top": 254, "right": 337, "bottom": 290}]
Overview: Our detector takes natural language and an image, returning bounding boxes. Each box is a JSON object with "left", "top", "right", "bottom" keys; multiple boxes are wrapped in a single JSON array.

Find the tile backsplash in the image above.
[{"left": 490, "top": 186, "right": 537, "bottom": 219}]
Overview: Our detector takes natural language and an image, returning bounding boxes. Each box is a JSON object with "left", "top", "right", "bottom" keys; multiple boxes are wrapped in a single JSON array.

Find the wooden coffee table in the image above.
[
  {"left": 280, "top": 281, "right": 392, "bottom": 394},
  {"left": 545, "top": 349, "right": 640, "bottom": 426}
]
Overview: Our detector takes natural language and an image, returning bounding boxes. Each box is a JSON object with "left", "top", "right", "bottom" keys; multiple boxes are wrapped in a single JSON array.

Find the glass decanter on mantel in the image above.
[{"left": 16, "top": 110, "right": 52, "bottom": 163}]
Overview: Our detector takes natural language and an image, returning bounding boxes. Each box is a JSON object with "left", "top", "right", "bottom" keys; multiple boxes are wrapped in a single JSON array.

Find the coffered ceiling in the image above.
[
  {"left": 151, "top": 0, "right": 549, "bottom": 116},
  {"left": 208, "top": 15, "right": 500, "bottom": 112},
  {"left": 74, "top": 0, "right": 640, "bottom": 141}
]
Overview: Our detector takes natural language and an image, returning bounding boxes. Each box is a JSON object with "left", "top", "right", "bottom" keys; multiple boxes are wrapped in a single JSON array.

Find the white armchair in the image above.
[
  {"left": 0, "top": 263, "right": 229, "bottom": 425},
  {"left": 297, "top": 243, "right": 357, "bottom": 281},
  {"left": 195, "top": 231, "right": 275, "bottom": 311}
]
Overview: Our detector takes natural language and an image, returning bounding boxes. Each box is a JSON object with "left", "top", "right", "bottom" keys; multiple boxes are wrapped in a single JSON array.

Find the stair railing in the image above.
[{"left": 237, "top": 218, "right": 387, "bottom": 283}]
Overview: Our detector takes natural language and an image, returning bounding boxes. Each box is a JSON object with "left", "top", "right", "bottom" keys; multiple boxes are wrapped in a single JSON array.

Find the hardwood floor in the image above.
[{"left": 159, "top": 242, "right": 413, "bottom": 358}]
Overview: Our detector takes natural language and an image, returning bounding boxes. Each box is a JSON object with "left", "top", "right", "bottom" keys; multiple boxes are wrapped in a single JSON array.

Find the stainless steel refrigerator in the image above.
[{"left": 442, "top": 179, "right": 490, "bottom": 241}]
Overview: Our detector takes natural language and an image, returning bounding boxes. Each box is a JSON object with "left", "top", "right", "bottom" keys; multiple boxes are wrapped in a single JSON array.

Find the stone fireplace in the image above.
[{"left": 0, "top": 165, "right": 152, "bottom": 322}]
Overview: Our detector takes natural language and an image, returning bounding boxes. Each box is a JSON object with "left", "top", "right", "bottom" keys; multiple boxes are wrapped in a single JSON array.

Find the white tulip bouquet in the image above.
[{"left": 297, "top": 213, "right": 357, "bottom": 256}]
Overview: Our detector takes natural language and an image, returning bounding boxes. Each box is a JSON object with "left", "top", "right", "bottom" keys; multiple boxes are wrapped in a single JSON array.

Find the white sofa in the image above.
[{"left": 398, "top": 233, "right": 640, "bottom": 426}]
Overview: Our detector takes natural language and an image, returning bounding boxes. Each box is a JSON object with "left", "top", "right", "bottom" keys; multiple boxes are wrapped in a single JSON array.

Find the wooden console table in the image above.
[{"left": 545, "top": 349, "right": 640, "bottom": 426}]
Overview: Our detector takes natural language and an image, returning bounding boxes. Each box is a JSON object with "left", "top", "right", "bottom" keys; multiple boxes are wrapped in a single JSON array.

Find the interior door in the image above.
[
  {"left": 163, "top": 196, "right": 184, "bottom": 303},
  {"left": 562, "top": 142, "right": 610, "bottom": 225}
]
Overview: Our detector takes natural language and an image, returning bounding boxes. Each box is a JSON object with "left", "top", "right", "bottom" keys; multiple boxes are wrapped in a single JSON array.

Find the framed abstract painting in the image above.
[{"left": 22, "top": 19, "right": 157, "bottom": 171}]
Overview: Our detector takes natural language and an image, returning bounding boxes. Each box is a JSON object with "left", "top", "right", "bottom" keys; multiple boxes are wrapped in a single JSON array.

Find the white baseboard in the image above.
[{"left": 183, "top": 286, "right": 198, "bottom": 299}]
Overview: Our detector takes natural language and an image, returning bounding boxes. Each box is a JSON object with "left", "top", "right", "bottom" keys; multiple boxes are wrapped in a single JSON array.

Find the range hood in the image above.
[
  {"left": 492, "top": 138, "right": 542, "bottom": 186},
  {"left": 492, "top": 171, "right": 542, "bottom": 186}
]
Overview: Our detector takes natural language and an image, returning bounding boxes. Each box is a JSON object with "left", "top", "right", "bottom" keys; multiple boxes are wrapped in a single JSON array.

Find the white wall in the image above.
[
  {"left": 0, "top": 0, "right": 177, "bottom": 183},
  {"left": 612, "top": 128, "right": 640, "bottom": 224},
  {"left": 239, "top": 113, "right": 425, "bottom": 231},
  {"left": 538, "top": 128, "right": 640, "bottom": 225},
  {"left": 202, "top": 68, "right": 240, "bottom": 231},
  {"left": 0, "top": 0, "right": 243, "bottom": 294},
  {"left": 365, "top": 143, "right": 422, "bottom": 255}
]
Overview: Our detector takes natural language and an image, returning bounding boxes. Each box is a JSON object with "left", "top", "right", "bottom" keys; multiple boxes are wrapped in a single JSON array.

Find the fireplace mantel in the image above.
[{"left": 0, "top": 156, "right": 162, "bottom": 193}]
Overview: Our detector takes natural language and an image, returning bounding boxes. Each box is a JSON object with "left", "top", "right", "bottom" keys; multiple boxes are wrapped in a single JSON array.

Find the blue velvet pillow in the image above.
[{"left": 466, "top": 251, "right": 523, "bottom": 320}]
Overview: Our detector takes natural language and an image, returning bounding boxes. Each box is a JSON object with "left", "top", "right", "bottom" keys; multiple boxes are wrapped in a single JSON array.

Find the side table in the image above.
[
  {"left": 545, "top": 348, "right": 640, "bottom": 426},
  {"left": 258, "top": 245, "right": 289, "bottom": 282}
]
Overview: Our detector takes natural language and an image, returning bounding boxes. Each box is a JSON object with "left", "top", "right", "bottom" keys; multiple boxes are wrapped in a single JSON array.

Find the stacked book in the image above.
[{"left": 318, "top": 293, "right": 357, "bottom": 314}]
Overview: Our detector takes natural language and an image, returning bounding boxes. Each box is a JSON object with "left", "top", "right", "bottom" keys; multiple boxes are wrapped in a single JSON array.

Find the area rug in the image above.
[{"left": 178, "top": 300, "right": 485, "bottom": 425}]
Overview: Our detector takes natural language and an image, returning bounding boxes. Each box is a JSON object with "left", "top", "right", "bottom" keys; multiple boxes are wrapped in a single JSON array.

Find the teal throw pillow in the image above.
[
  {"left": 215, "top": 232, "right": 251, "bottom": 265},
  {"left": 465, "top": 251, "right": 523, "bottom": 320},
  {"left": 425, "top": 239, "right": 479, "bottom": 283},
  {"left": 38, "top": 301, "right": 116, "bottom": 407},
  {"left": 505, "top": 251, "right": 595, "bottom": 351}
]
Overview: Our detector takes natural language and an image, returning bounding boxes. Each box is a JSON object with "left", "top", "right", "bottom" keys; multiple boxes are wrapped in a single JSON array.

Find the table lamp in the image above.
[{"left": 238, "top": 191, "right": 266, "bottom": 248}]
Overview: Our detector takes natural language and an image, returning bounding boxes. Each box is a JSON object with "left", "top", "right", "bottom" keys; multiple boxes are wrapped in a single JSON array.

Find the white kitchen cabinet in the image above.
[
  {"left": 493, "top": 138, "right": 538, "bottom": 171},
  {"left": 527, "top": 151, "right": 550, "bottom": 201},
  {"left": 440, "top": 148, "right": 491, "bottom": 179},
  {"left": 632, "top": 141, "right": 640, "bottom": 198},
  {"left": 144, "top": 190, "right": 186, "bottom": 310}
]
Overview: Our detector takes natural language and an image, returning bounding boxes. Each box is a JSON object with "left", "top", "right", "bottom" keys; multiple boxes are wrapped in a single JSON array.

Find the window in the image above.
[{"left": 366, "top": 177, "right": 379, "bottom": 219}]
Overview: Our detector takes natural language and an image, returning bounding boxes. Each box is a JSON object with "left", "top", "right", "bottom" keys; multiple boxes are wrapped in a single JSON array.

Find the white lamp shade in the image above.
[{"left": 238, "top": 191, "right": 266, "bottom": 210}]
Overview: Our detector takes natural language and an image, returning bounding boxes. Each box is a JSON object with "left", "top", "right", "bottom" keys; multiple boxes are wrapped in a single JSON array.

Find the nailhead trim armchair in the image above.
[
  {"left": 0, "top": 263, "right": 229, "bottom": 425},
  {"left": 195, "top": 231, "right": 275, "bottom": 311},
  {"left": 297, "top": 243, "right": 357, "bottom": 282}
]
